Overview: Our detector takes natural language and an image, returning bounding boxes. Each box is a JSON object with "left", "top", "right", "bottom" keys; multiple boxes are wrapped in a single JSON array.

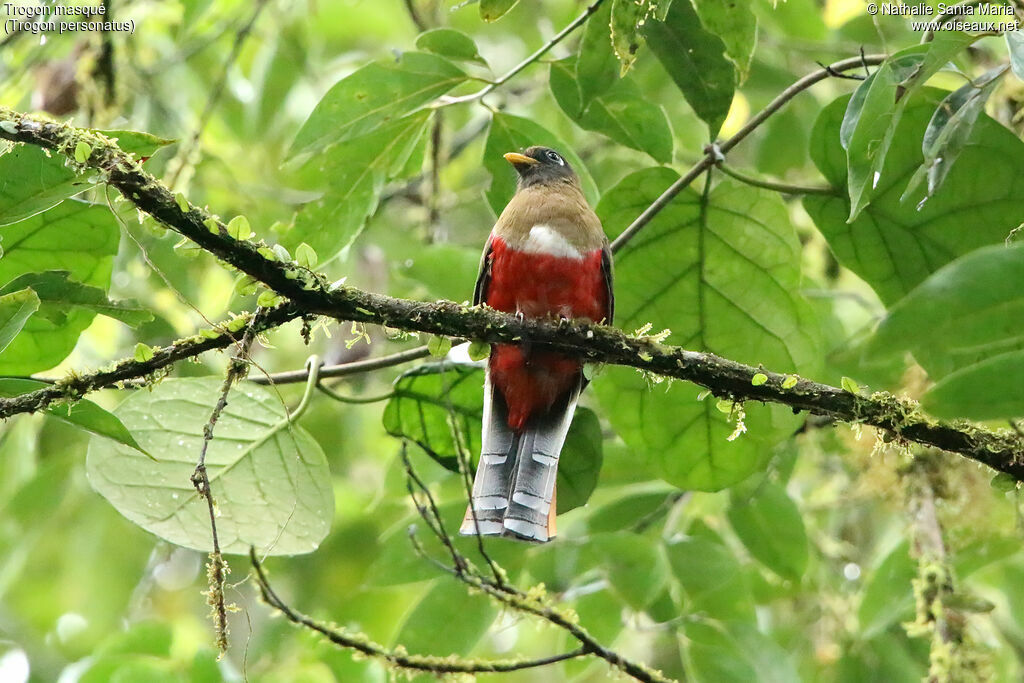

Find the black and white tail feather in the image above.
[{"left": 459, "top": 372, "right": 581, "bottom": 543}]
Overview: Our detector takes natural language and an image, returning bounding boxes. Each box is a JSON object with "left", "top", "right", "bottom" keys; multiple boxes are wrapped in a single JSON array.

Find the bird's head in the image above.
[{"left": 504, "top": 146, "right": 577, "bottom": 189}]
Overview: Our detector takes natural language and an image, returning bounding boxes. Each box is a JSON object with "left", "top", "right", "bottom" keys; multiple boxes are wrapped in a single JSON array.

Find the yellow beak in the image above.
[{"left": 504, "top": 152, "right": 539, "bottom": 166}]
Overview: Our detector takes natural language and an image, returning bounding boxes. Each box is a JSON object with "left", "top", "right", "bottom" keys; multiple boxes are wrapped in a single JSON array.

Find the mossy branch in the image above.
[
  {"left": 250, "top": 548, "right": 589, "bottom": 676},
  {"left": 0, "top": 304, "right": 302, "bottom": 420},
  {"left": 3, "top": 105, "right": 1024, "bottom": 485}
]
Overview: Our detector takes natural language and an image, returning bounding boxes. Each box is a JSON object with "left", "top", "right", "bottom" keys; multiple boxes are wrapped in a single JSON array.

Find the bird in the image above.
[{"left": 459, "top": 146, "right": 613, "bottom": 543}]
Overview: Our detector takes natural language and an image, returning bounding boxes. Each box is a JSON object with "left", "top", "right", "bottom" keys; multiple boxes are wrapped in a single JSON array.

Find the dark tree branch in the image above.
[
  {"left": 0, "top": 304, "right": 302, "bottom": 420},
  {"left": 2, "top": 102, "right": 1024, "bottom": 482}
]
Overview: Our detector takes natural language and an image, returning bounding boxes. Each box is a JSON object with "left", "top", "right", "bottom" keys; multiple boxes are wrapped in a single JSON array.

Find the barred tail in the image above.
[{"left": 460, "top": 373, "right": 581, "bottom": 543}]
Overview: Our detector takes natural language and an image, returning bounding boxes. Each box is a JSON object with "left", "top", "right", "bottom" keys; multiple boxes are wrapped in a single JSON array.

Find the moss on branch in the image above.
[{"left": 3, "top": 107, "right": 1024, "bottom": 482}]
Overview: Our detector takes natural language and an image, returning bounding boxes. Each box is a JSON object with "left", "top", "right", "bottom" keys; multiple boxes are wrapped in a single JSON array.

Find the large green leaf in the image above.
[
  {"left": 0, "top": 378, "right": 147, "bottom": 455},
  {"left": 901, "top": 67, "right": 1004, "bottom": 203},
  {"left": 549, "top": 58, "right": 673, "bottom": 163},
  {"left": 839, "top": 36, "right": 972, "bottom": 220},
  {"left": 482, "top": 112, "right": 599, "bottom": 216},
  {"left": 727, "top": 482, "right": 808, "bottom": 581},
  {"left": 0, "top": 201, "right": 120, "bottom": 374},
  {"left": 284, "top": 111, "right": 432, "bottom": 263},
  {"left": 394, "top": 578, "right": 496, "bottom": 655},
  {"left": 643, "top": 0, "right": 735, "bottom": 137},
  {"left": 592, "top": 531, "right": 670, "bottom": 610},
  {"left": 382, "top": 362, "right": 604, "bottom": 514},
  {"left": 0, "top": 129, "right": 172, "bottom": 226},
  {"left": 287, "top": 52, "right": 464, "bottom": 159},
  {"left": 0, "top": 288, "right": 39, "bottom": 354},
  {"left": 595, "top": 169, "right": 819, "bottom": 491},
  {"left": 870, "top": 244, "right": 1024, "bottom": 380},
  {"left": 666, "top": 535, "right": 755, "bottom": 621},
  {"left": 680, "top": 620, "right": 800, "bottom": 683},
  {"left": 0, "top": 271, "right": 152, "bottom": 327},
  {"left": 86, "top": 378, "right": 334, "bottom": 555},
  {"left": 923, "top": 350, "right": 1024, "bottom": 420},
  {"left": 804, "top": 90, "right": 1024, "bottom": 306},
  {"left": 690, "top": 0, "right": 757, "bottom": 82}
]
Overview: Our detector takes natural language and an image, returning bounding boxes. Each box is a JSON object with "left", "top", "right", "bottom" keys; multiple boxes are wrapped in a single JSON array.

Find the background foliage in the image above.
[{"left": 2, "top": 0, "right": 1024, "bottom": 681}]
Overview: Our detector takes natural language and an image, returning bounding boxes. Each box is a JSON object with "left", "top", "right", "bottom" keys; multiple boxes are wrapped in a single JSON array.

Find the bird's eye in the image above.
[{"left": 546, "top": 150, "right": 564, "bottom": 165}]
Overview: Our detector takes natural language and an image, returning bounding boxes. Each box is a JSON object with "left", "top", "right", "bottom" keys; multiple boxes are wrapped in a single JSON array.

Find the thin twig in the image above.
[
  {"left": 716, "top": 163, "right": 840, "bottom": 196},
  {"left": 316, "top": 384, "right": 394, "bottom": 404},
  {"left": 191, "top": 313, "right": 260, "bottom": 655},
  {"left": 402, "top": 463, "right": 674, "bottom": 682},
  {"left": 436, "top": 0, "right": 605, "bottom": 107},
  {"left": 610, "top": 53, "right": 888, "bottom": 253},
  {"left": 248, "top": 346, "right": 430, "bottom": 384},
  {"left": 403, "top": 0, "right": 430, "bottom": 32},
  {"left": 249, "top": 548, "right": 588, "bottom": 674}
]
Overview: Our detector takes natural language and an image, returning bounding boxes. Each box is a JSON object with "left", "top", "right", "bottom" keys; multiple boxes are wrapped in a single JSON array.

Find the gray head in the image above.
[{"left": 503, "top": 146, "right": 578, "bottom": 189}]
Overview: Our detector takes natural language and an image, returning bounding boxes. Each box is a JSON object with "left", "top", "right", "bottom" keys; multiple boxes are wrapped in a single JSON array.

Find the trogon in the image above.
[{"left": 460, "top": 146, "right": 613, "bottom": 543}]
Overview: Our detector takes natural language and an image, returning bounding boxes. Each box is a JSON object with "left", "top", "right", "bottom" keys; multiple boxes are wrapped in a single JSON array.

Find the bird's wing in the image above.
[
  {"left": 473, "top": 234, "right": 495, "bottom": 307},
  {"left": 601, "top": 242, "right": 614, "bottom": 324}
]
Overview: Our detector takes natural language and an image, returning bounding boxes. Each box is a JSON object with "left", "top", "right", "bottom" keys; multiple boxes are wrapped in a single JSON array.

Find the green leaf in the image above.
[
  {"left": 610, "top": 0, "right": 655, "bottom": 76},
  {"left": 226, "top": 215, "right": 252, "bottom": 240},
  {"left": 1007, "top": 29, "right": 1024, "bottom": 81},
  {"left": 479, "top": 0, "right": 518, "bottom": 22},
  {"left": 549, "top": 58, "right": 673, "bottom": 163},
  {"left": 804, "top": 90, "right": 1024, "bottom": 305},
  {"left": 394, "top": 578, "right": 496, "bottom": 655},
  {"left": 858, "top": 540, "right": 915, "bottom": 639},
  {"left": 294, "top": 242, "right": 317, "bottom": 269},
  {"left": 839, "top": 35, "right": 972, "bottom": 220},
  {"left": 901, "top": 67, "right": 1004, "bottom": 203},
  {"left": 594, "top": 169, "right": 820, "bottom": 491},
  {"left": 0, "top": 271, "right": 153, "bottom": 327},
  {"left": 0, "top": 287, "right": 39, "bottom": 354},
  {"left": 86, "top": 377, "right": 334, "bottom": 555},
  {"left": 870, "top": 244, "right": 1024, "bottom": 381},
  {"left": 74, "top": 141, "right": 92, "bottom": 164},
  {"left": 0, "top": 131, "right": 171, "bottom": 226},
  {"left": 0, "top": 146, "right": 95, "bottom": 226},
  {"left": 727, "top": 482, "right": 808, "bottom": 581},
  {"left": 923, "top": 349, "right": 1024, "bottom": 420},
  {"left": 690, "top": 0, "right": 757, "bottom": 82},
  {"left": 0, "top": 378, "right": 148, "bottom": 455},
  {"left": 592, "top": 532, "right": 670, "bottom": 609},
  {"left": 383, "top": 363, "right": 603, "bottom": 512},
  {"left": 415, "top": 28, "right": 486, "bottom": 64},
  {"left": 643, "top": 0, "right": 735, "bottom": 137},
  {"left": 287, "top": 52, "right": 464, "bottom": 159},
  {"left": 134, "top": 342, "right": 155, "bottom": 362},
  {"left": 576, "top": 1, "right": 620, "bottom": 111},
  {"left": 284, "top": 111, "right": 432, "bottom": 263},
  {"left": 0, "top": 201, "right": 120, "bottom": 374},
  {"left": 99, "top": 130, "right": 175, "bottom": 159},
  {"left": 555, "top": 407, "right": 603, "bottom": 514},
  {"left": 382, "top": 362, "right": 483, "bottom": 473},
  {"left": 680, "top": 620, "right": 800, "bottom": 683},
  {"left": 482, "top": 112, "right": 599, "bottom": 216},
  {"left": 666, "top": 535, "right": 756, "bottom": 621},
  {"left": 840, "top": 376, "right": 859, "bottom": 394}
]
